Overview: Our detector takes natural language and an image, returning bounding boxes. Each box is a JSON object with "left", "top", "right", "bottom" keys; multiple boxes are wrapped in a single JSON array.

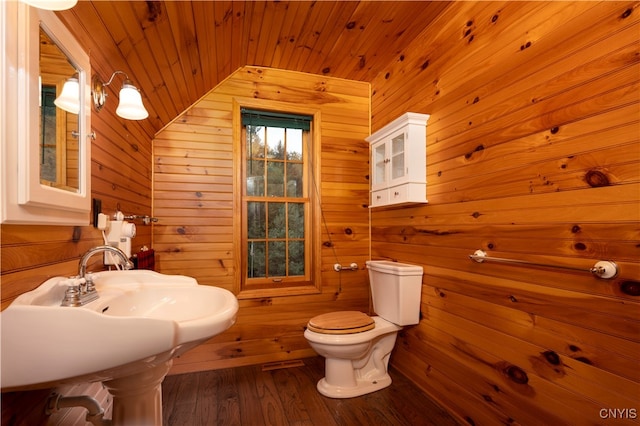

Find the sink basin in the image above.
[{"left": 0, "top": 270, "right": 238, "bottom": 392}]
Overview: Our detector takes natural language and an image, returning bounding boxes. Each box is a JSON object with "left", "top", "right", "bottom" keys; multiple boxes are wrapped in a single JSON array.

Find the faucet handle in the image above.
[
  {"left": 85, "top": 273, "right": 95, "bottom": 292},
  {"left": 62, "top": 276, "right": 85, "bottom": 287},
  {"left": 61, "top": 278, "right": 83, "bottom": 307},
  {"left": 74, "top": 277, "right": 88, "bottom": 293}
]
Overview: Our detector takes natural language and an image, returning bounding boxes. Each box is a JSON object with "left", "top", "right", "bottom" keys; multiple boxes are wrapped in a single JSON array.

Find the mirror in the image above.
[
  {"left": 39, "top": 27, "right": 80, "bottom": 192},
  {"left": 1, "top": 2, "right": 91, "bottom": 225}
]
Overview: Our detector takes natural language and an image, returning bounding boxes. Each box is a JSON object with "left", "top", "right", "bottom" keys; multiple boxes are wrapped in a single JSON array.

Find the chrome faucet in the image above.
[
  {"left": 61, "top": 245, "right": 133, "bottom": 307},
  {"left": 78, "top": 245, "right": 133, "bottom": 278}
]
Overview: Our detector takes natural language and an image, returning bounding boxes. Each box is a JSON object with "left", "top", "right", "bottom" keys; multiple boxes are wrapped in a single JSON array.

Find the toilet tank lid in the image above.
[{"left": 366, "top": 260, "right": 423, "bottom": 275}]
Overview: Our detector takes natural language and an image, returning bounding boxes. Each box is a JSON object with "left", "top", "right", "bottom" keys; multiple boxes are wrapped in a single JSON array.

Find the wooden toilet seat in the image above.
[{"left": 307, "top": 311, "right": 375, "bottom": 334}]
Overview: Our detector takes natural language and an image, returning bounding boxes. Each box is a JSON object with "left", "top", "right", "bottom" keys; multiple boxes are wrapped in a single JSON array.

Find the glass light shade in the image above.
[
  {"left": 20, "top": 0, "right": 78, "bottom": 10},
  {"left": 116, "top": 83, "right": 148, "bottom": 120},
  {"left": 53, "top": 77, "right": 80, "bottom": 114}
]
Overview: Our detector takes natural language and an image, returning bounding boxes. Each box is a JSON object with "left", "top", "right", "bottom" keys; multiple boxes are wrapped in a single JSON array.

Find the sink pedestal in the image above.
[{"left": 102, "top": 360, "right": 172, "bottom": 426}]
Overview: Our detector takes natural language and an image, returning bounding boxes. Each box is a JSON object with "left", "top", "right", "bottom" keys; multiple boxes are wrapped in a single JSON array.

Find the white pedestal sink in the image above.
[{"left": 0, "top": 270, "right": 238, "bottom": 425}]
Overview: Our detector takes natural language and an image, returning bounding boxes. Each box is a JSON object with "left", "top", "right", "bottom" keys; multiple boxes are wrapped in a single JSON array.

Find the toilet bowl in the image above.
[
  {"left": 304, "top": 314, "right": 402, "bottom": 398},
  {"left": 304, "top": 260, "right": 423, "bottom": 398}
]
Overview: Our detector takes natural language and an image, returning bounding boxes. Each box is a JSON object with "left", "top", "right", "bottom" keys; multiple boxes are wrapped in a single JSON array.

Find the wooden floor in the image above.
[{"left": 162, "top": 356, "right": 460, "bottom": 426}]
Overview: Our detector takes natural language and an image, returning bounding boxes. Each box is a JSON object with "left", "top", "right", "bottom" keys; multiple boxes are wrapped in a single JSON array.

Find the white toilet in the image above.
[{"left": 304, "top": 260, "right": 423, "bottom": 398}]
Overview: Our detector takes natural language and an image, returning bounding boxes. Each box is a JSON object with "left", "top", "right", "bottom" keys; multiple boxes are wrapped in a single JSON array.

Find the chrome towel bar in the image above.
[
  {"left": 469, "top": 250, "right": 618, "bottom": 279},
  {"left": 121, "top": 214, "right": 159, "bottom": 225}
]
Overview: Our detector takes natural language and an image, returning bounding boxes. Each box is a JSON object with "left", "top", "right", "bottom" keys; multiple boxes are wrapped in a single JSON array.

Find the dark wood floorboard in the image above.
[{"left": 162, "top": 356, "right": 460, "bottom": 426}]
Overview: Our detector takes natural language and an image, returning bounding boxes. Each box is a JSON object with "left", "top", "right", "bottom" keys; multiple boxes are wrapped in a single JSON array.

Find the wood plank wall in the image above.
[
  {"left": 153, "top": 66, "right": 372, "bottom": 373},
  {"left": 2, "top": 2, "right": 638, "bottom": 424},
  {"left": 368, "top": 2, "right": 640, "bottom": 425}
]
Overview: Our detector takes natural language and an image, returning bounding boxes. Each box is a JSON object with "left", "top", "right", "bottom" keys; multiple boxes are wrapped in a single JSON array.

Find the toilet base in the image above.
[{"left": 316, "top": 373, "right": 392, "bottom": 399}]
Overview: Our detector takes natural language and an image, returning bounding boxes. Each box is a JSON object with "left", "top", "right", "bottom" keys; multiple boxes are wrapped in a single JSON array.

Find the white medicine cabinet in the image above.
[
  {"left": 1, "top": 2, "right": 92, "bottom": 225},
  {"left": 367, "top": 112, "right": 429, "bottom": 207}
]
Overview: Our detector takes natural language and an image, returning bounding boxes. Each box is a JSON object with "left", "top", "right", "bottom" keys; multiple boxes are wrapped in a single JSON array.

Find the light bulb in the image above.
[
  {"left": 116, "top": 83, "right": 148, "bottom": 120},
  {"left": 20, "top": 0, "right": 78, "bottom": 11},
  {"left": 53, "top": 77, "right": 80, "bottom": 114}
]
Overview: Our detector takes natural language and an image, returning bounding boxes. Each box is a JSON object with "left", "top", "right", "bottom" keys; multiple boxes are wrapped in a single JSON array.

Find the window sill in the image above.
[{"left": 237, "top": 285, "right": 321, "bottom": 300}]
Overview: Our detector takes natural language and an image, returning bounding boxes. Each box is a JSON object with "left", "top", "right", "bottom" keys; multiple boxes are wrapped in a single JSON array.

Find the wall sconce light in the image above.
[
  {"left": 92, "top": 71, "right": 149, "bottom": 120},
  {"left": 54, "top": 75, "right": 80, "bottom": 114},
  {"left": 20, "top": 0, "right": 77, "bottom": 10}
]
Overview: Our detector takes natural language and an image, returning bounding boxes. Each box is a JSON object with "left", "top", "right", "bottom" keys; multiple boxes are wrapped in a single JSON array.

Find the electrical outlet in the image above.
[
  {"left": 92, "top": 198, "right": 102, "bottom": 227},
  {"left": 97, "top": 213, "right": 109, "bottom": 230}
]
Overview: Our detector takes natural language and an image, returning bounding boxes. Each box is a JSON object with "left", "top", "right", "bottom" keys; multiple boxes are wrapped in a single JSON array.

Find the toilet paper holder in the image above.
[{"left": 334, "top": 263, "right": 358, "bottom": 272}]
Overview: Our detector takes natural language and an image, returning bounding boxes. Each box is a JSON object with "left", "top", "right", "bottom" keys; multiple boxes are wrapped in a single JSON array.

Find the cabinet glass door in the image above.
[
  {"left": 374, "top": 143, "right": 387, "bottom": 185},
  {"left": 391, "top": 133, "right": 405, "bottom": 180}
]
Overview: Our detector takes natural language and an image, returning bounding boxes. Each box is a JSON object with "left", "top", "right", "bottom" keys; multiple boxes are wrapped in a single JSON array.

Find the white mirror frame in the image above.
[{"left": 1, "top": 2, "right": 91, "bottom": 225}]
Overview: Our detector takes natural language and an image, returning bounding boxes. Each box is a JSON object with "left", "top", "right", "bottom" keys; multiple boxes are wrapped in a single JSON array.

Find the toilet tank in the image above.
[{"left": 366, "top": 260, "right": 423, "bottom": 326}]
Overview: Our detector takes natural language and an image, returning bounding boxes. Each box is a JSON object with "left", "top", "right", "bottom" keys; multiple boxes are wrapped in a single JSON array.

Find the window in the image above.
[{"left": 240, "top": 108, "right": 318, "bottom": 293}]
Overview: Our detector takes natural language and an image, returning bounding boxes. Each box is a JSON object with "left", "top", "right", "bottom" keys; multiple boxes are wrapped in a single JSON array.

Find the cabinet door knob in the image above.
[
  {"left": 394, "top": 191, "right": 400, "bottom": 196},
  {"left": 376, "top": 195, "right": 382, "bottom": 199}
]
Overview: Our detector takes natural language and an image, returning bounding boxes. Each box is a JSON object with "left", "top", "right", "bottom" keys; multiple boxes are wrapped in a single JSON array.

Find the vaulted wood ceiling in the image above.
[{"left": 57, "top": 1, "right": 451, "bottom": 132}]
